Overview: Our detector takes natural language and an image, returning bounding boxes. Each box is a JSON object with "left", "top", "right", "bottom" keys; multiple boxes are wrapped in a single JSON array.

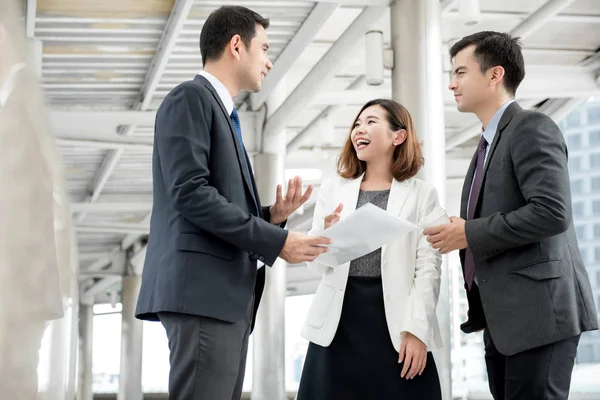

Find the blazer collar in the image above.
[
  {"left": 460, "top": 101, "right": 521, "bottom": 218},
  {"left": 193, "top": 75, "right": 259, "bottom": 210},
  {"left": 339, "top": 174, "right": 410, "bottom": 214}
]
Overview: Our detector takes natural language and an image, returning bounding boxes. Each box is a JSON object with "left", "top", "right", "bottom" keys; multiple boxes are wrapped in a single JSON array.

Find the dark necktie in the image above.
[
  {"left": 230, "top": 108, "right": 257, "bottom": 205},
  {"left": 464, "top": 136, "right": 488, "bottom": 290}
]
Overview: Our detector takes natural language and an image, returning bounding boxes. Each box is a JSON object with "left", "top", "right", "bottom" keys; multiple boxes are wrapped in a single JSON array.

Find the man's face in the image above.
[
  {"left": 448, "top": 45, "right": 492, "bottom": 114},
  {"left": 238, "top": 24, "right": 272, "bottom": 93}
]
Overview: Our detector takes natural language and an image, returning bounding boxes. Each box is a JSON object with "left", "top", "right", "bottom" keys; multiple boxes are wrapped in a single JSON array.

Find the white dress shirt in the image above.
[{"left": 198, "top": 70, "right": 235, "bottom": 116}]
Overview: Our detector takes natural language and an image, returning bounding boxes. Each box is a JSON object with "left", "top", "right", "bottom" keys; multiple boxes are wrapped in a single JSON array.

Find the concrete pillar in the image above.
[
  {"left": 117, "top": 275, "right": 143, "bottom": 400},
  {"left": 77, "top": 304, "right": 94, "bottom": 400},
  {"left": 44, "top": 319, "right": 67, "bottom": 400},
  {"left": 251, "top": 80, "right": 288, "bottom": 400},
  {"left": 27, "top": 38, "right": 42, "bottom": 78},
  {"left": 390, "top": 1, "right": 451, "bottom": 399}
]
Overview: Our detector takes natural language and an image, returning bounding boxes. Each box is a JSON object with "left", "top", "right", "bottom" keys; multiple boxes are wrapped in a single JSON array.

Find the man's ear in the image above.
[
  {"left": 488, "top": 65, "right": 505, "bottom": 88},
  {"left": 228, "top": 34, "right": 243, "bottom": 60}
]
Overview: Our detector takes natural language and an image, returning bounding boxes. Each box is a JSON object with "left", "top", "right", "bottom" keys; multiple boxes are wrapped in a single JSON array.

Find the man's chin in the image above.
[{"left": 456, "top": 103, "right": 469, "bottom": 113}]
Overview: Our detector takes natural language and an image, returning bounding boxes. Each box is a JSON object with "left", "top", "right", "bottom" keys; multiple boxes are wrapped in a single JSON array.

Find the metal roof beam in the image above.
[
  {"left": 248, "top": 2, "right": 338, "bottom": 111},
  {"left": 76, "top": 0, "right": 194, "bottom": 222},
  {"left": 263, "top": 6, "right": 388, "bottom": 137}
]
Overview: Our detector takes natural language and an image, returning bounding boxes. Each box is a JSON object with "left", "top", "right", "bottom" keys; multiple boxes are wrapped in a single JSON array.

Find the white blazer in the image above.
[{"left": 301, "top": 175, "right": 449, "bottom": 352}]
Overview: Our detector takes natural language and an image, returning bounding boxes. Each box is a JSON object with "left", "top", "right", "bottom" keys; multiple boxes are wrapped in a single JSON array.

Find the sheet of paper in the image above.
[{"left": 311, "top": 203, "right": 418, "bottom": 267}]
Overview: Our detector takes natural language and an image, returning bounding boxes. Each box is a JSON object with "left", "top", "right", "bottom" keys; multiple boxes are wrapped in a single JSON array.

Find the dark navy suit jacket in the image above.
[{"left": 135, "top": 75, "right": 288, "bottom": 330}]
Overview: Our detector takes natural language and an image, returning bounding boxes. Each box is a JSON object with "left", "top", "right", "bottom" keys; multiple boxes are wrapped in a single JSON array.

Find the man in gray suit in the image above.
[
  {"left": 424, "top": 31, "right": 598, "bottom": 399},
  {"left": 135, "top": 5, "right": 331, "bottom": 399}
]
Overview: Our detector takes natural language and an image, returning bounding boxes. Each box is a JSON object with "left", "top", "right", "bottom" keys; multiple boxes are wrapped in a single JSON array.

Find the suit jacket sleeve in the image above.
[
  {"left": 261, "top": 206, "right": 287, "bottom": 228},
  {"left": 155, "top": 84, "right": 287, "bottom": 266},
  {"left": 305, "top": 179, "right": 333, "bottom": 275},
  {"left": 465, "top": 112, "right": 571, "bottom": 262},
  {"left": 399, "top": 183, "right": 447, "bottom": 346}
]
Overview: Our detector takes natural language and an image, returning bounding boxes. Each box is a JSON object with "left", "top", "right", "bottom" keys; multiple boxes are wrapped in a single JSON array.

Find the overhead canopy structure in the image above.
[{"left": 19, "top": 0, "right": 600, "bottom": 303}]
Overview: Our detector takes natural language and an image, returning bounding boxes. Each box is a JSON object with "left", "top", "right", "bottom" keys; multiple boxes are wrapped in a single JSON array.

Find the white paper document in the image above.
[{"left": 311, "top": 203, "right": 418, "bottom": 267}]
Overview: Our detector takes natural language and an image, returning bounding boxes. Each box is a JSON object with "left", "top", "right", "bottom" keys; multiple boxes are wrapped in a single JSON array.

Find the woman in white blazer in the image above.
[{"left": 297, "top": 99, "right": 449, "bottom": 400}]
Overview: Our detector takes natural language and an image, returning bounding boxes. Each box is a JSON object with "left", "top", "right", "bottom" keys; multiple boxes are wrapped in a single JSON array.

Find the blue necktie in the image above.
[{"left": 230, "top": 108, "right": 257, "bottom": 205}]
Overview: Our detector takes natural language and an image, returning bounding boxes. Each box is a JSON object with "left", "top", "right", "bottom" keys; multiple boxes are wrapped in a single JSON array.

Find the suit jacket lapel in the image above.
[
  {"left": 382, "top": 179, "right": 410, "bottom": 259},
  {"left": 461, "top": 153, "right": 477, "bottom": 219},
  {"left": 194, "top": 75, "right": 258, "bottom": 209},
  {"left": 461, "top": 102, "right": 521, "bottom": 219},
  {"left": 479, "top": 102, "right": 520, "bottom": 178},
  {"left": 339, "top": 175, "right": 363, "bottom": 218},
  {"left": 337, "top": 176, "right": 411, "bottom": 259}
]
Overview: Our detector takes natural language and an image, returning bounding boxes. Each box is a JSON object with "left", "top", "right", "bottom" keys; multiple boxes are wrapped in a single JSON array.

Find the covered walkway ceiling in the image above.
[{"left": 22, "top": 0, "right": 600, "bottom": 303}]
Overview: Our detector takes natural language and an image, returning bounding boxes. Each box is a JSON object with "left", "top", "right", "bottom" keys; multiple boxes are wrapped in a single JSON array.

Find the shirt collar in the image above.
[
  {"left": 482, "top": 99, "right": 515, "bottom": 145},
  {"left": 0, "top": 62, "right": 27, "bottom": 107},
  {"left": 198, "top": 70, "right": 235, "bottom": 116}
]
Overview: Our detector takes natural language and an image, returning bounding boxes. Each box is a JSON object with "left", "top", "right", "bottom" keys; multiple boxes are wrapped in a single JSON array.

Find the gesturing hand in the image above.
[
  {"left": 324, "top": 203, "right": 343, "bottom": 229},
  {"left": 270, "top": 176, "right": 313, "bottom": 225},
  {"left": 398, "top": 332, "right": 428, "bottom": 379}
]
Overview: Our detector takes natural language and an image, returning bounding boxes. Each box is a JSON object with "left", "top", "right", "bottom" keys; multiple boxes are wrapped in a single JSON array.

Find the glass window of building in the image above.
[
  {"left": 596, "top": 247, "right": 600, "bottom": 262},
  {"left": 597, "top": 270, "right": 600, "bottom": 286},
  {"left": 566, "top": 110, "right": 581, "bottom": 128},
  {"left": 569, "top": 156, "right": 582, "bottom": 172},
  {"left": 591, "top": 153, "right": 600, "bottom": 168},
  {"left": 576, "top": 225, "right": 585, "bottom": 240},
  {"left": 593, "top": 200, "right": 600, "bottom": 215},
  {"left": 589, "top": 106, "right": 600, "bottom": 125},
  {"left": 573, "top": 202, "right": 585, "bottom": 217},
  {"left": 591, "top": 130, "right": 600, "bottom": 146},
  {"left": 592, "top": 177, "right": 600, "bottom": 192},
  {"left": 594, "top": 224, "right": 600, "bottom": 237},
  {"left": 571, "top": 178, "right": 584, "bottom": 194},
  {"left": 567, "top": 133, "right": 582, "bottom": 150},
  {"left": 580, "top": 247, "right": 588, "bottom": 263}
]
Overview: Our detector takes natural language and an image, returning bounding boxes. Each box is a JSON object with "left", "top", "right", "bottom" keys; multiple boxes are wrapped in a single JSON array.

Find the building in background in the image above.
[{"left": 560, "top": 97, "right": 600, "bottom": 364}]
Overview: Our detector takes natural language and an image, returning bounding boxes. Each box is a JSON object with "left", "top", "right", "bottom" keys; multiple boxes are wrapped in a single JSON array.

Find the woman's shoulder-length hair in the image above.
[{"left": 336, "top": 99, "right": 424, "bottom": 181}]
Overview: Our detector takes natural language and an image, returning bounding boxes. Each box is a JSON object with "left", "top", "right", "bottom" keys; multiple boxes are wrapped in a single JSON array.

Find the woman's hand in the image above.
[
  {"left": 324, "top": 203, "right": 343, "bottom": 229},
  {"left": 398, "top": 332, "right": 427, "bottom": 379}
]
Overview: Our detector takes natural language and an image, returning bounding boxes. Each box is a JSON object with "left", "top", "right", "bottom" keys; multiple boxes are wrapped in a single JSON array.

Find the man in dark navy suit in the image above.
[{"left": 135, "top": 6, "right": 331, "bottom": 399}]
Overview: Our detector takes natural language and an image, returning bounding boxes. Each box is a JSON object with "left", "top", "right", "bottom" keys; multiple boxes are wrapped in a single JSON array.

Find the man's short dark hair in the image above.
[
  {"left": 200, "top": 6, "right": 269, "bottom": 66},
  {"left": 449, "top": 31, "right": 525, "bottom": 96}
]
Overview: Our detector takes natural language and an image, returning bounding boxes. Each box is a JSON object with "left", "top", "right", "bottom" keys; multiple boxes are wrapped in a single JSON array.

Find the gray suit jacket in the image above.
[
  {"left": 135, "top": 75, "right": 288, "bottom": 331},
  {"left": 460, "top": 102, "right": 598, "bottom": 356}
]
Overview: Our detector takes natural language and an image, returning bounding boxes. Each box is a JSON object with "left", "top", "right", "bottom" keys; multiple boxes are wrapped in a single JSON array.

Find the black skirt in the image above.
[{"left": 297, "top": 276, "right": 442, "bottom": 400}]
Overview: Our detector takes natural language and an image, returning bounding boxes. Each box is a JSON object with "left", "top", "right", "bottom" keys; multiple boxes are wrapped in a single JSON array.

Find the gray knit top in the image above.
[{"left": 348, "top": 189, "right": 390, "bottom": 277}]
